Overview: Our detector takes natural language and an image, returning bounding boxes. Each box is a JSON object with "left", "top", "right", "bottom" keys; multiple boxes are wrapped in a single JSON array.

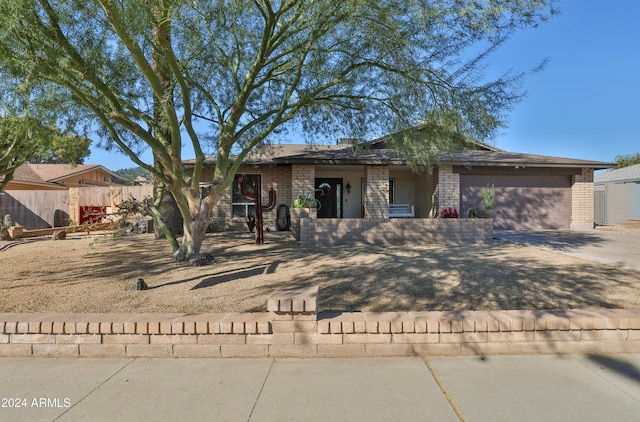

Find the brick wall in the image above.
[
  {"left": 300, "top": 218, "right": 493, "bottom": 247},
  {"left": 436, "top": 166, "right": 460, "bottom": 213},
  {"left": 291, "top": 208, "right": 317, "bottom": 241},
  {"left": 364, "top": 165, "right": 389, "bottom": 218},
  {"left": 207, "top": 166, "right": 293, "bottom": 231},
  {"left": 292, "top": 164, "right": 315, "bottom": 198},
  {"left": 571, "top": 168, "right": 595, "bottom": 230},
  {"left": 4, "top": 304, "right": 640, "bottom": 358}
]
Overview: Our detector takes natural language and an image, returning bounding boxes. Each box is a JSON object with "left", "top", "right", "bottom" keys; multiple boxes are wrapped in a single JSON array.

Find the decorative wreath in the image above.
[{"left": 317, "top": 182, "right": 332, "bottom": 197}]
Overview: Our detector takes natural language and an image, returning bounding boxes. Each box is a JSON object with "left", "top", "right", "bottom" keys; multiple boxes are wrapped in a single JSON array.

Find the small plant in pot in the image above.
[
  {"left": 290, "top": 193, "right": 320, "bottom": 241},
  {"left": 469, "top": 183, "right": 495, "bottom": 218},
  {"left": 291, "top": 193, "right": 321, "bottom": 210}
]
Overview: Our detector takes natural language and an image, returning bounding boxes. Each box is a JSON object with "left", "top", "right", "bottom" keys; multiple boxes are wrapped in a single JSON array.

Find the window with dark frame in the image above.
[{"left": 232, "top": 173, "right": 261, "bottom": 219}]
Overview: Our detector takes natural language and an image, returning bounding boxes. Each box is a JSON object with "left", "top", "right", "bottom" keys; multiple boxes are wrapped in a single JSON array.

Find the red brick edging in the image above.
[{"left": 2, "top": 286, "right": 640, "bottom": 358}]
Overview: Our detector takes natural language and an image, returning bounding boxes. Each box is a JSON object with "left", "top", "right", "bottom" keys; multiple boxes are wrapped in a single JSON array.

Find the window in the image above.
[{"left": 232, "top": 174, "right": 261, "bottom": 219}]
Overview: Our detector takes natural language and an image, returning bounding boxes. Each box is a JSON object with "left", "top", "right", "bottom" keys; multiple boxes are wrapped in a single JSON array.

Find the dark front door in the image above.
[{"left": 315, "top": 178, "right": 342, "bottom": 218}]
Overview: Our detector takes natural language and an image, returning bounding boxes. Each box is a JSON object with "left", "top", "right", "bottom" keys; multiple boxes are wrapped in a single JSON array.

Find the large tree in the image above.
[
  {"left": 0, "top": 115, "right": 91, "bottom": 190},
  {"left": 0, "top": 0, "right": 557, "bottom": 260},
  {"left": 614, "top": 153, "right": 640, "bottom": 169}
]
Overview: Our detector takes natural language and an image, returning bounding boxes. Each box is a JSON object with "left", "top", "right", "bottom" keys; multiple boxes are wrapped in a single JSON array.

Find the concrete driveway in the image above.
[{"left": 494, "top": 229, "right": 640, "bottom": 271}]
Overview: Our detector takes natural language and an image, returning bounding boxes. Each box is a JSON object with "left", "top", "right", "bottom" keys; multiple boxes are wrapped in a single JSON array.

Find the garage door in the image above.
[{"left": 460, "top": 174, "right": 572, "bottom": 229}]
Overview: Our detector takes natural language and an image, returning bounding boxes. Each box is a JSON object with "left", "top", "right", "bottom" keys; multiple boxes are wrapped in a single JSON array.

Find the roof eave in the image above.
[
  {"left": 273, "top": 157, "right": 407, "bottom": 166},
  {"left": 46, "top": 165, "right": 121, "bottom": 182},
  {"left": 445, "top": 160, "right": 614, "bottom": 170},
  {"left": 2, "top": 181, "right": 67, "bottom": 190}
]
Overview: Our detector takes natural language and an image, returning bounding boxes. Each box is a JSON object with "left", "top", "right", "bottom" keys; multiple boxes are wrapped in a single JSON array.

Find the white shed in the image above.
[{"left": 594, "top": 164, "right": 640, "bottom": 225}]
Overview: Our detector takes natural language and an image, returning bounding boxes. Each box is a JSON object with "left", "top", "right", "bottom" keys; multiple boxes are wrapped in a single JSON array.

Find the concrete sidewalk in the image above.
[
  {"left": 2, "top": 355, "right": 640, "bottom": 421},
  {"left": 494, "top": 229, "right": 640, "bottom": 271}
]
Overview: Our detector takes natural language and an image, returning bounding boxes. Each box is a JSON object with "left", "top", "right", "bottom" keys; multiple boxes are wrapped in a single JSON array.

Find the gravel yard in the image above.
[{"left": 1, "top": 226, "right": 639, "bottom": 314}]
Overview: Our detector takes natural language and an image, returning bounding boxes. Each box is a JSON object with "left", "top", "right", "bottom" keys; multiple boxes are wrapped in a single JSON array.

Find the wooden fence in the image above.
[{"left": 0, "top": 185, "right": 153, "bottom": 230}]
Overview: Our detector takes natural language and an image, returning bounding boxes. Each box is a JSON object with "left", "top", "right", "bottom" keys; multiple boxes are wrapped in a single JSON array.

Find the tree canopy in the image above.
[
  {"left": 0, "top": 115, "right": 91, "bottom": 190},
  {"left": 614, "top": 153, "right": 640, "bottom": 169},
  {"left": 115, "top": 167, "right": 154, "bottom": 185},
  {"left": 0, "top": 0, "right": 557, "bottom": 259}
]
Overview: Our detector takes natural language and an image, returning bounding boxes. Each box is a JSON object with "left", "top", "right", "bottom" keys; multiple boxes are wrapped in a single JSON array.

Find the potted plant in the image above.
[
  {"left": 291, "top": 193, "right": 321, "bottom": 210},
  {"left": 469, "top": 183, "right": 495, "bottom": 218},
  {"left": 290, "top": 193, "right": 320, "bottom": 240}
]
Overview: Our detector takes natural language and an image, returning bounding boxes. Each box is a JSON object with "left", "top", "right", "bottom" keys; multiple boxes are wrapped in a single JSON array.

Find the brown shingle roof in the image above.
[
  {"left": 2, "top": 164, "right": 123, "bottom": 188},
  {"left": 272, "top": 146, "right": 614, "bottom": 169},
  {"left": 0, "top": 165, "right": 67, "bottom": 189},
  {"left": 10, "top": 165, "right": 45, "bottom": 183},
  {"left": 25, "top": 164, "right": 120, "bottom": 182},
  {"left": 187, "top": 141, "right": 614, "bottom": 170},
  {"left": 439, "top": 150, "right": 614, "bottom": 169},
  {"left": 186, "top": 144, "right": 347, "bottom": 166},
  {"left": 273, "top": 147, "right": 405, "bottom": 165}
]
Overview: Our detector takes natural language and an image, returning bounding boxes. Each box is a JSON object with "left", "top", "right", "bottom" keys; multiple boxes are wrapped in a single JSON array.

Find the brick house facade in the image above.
[{"left": 193, "top": 140, "right": 612, "bottom": 233}]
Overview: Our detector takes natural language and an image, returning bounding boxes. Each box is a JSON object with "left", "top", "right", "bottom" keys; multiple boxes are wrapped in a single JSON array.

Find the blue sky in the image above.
[
  {"left": 486, "top": 0, "right": 640, "bottom": 164},
  {"left": 88, "top": 1, "right": 639, "bottom": 170}
]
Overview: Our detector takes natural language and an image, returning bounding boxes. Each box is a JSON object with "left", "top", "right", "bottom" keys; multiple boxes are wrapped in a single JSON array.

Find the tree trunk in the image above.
[
  {"left": 172, "top": 211, "right": 210, "bottom": 261},
  {"left": 151, "top": 5, "right": 183, "bottom": 241},
  {"left": 153, "top": 188, "right": 184, "bottom": 240}
]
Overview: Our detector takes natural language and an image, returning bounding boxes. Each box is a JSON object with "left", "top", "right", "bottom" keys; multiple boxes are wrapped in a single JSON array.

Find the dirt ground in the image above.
[{"left": 1, "top": 225, "right": 639, "bottom": 314}]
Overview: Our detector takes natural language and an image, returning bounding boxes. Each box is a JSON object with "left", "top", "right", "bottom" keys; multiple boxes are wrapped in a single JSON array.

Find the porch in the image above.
[
  {"left": 292, "top": 163, "right": 494, "bottom": 247},
  {"left": 296, "top": 164, "right": 443, "bottom": 220}
]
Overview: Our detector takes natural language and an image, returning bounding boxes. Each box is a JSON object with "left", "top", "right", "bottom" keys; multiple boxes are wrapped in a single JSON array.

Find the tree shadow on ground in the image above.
[
  {"left": 493, "top": 230, "right": 606, "bottom": 252},
  {"left": 190, "top": 262, "right": 280, "bottom": 290},
  {"left": 138, "top": 231, "right": 638, "bottom": 313},
  {"left": 2, "top": 230, "right": 639, "bottom": 314},
  {"left": 309, "top": 241, "right": 636, "bottom": 312},
  {"left": 587, "top": 355, "right": 640, "bottom": 384}
]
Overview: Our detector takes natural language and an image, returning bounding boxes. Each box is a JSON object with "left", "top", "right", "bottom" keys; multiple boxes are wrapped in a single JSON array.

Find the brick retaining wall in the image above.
[
  {"left": 300, "top": 218, "right": 493, "bottom": 247},
  {"left": 3, "top": 286, "right": 640, "bottom": 358}
]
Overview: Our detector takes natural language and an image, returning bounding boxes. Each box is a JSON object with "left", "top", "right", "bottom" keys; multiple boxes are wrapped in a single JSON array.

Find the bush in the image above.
[{"left": 439, "top": 207, "right": 459, "bottom": 218}]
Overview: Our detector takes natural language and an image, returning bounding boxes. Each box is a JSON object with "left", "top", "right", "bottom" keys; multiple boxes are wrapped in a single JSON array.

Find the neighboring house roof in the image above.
[
  {"left": 1, "top": 164, "right": 124, "bottom": 189},
  {"left": 0, "top": 165, "right": 67, "bottom": 189},
  {"left": 594, "top": 163, "right": 640, "bottom": 185},
  {"left": 26, "top": 164, "right": 123, "bottom": 184},
  {"left": 10, "top": 165, "right": 47, "bottom": 184}
]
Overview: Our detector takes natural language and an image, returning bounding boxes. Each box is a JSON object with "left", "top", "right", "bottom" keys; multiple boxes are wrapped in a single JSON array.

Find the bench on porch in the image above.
[{"left": 388, "top": 204, "right": 415, "bottom": 218}]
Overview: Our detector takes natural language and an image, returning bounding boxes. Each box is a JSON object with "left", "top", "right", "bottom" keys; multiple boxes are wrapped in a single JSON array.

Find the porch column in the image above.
[
  {"left": 292, "top": 164, "right": 315, "bottom": 199},
  {"left": 570, "top": 167, "right": 594, "bottom": 230},
  {"left": 364, "top": 165, "right": 389, "bottom": 218},
  {"left": 436, "top": 166, "right": 460, "bottom": 213}
]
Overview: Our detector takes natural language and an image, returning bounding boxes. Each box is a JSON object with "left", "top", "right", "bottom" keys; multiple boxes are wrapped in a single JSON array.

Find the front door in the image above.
[{"left": 315, "top": 178, "right": 342, "bottom": 218}]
